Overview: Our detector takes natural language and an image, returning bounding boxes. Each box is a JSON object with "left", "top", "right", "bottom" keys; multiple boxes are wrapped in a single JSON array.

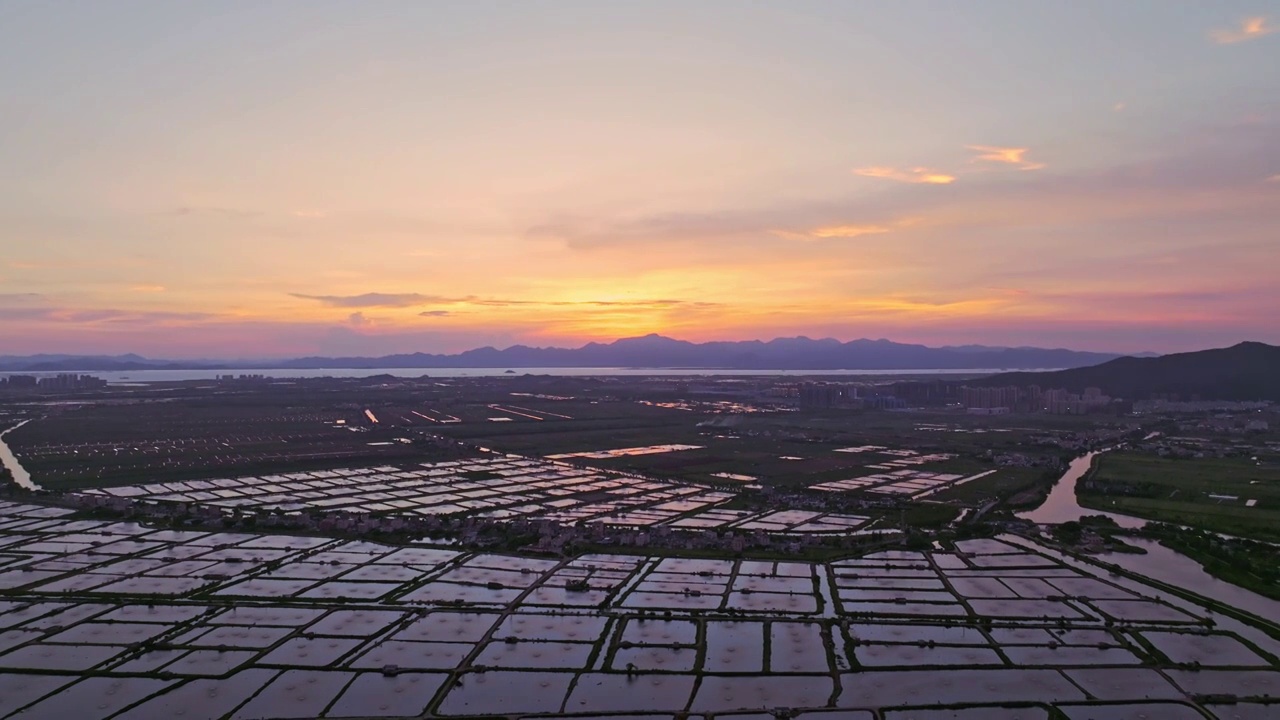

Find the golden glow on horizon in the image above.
[{"left": 3, "top": 272, "right": 1273, "bottom": 357}]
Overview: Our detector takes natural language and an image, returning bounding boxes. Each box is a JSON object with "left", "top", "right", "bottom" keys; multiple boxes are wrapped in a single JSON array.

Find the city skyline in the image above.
[{"left": 2, "top": 2, "right": 1279, "bottom": 358}]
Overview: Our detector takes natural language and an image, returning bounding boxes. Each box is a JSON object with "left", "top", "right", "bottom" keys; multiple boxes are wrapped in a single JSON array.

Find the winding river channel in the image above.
[
  {"left": 0, "top": 421, "right": 38, "bottom": 490},
  {"left": 1102, "top": 535, "right": 1280, "bottom": 619},
  {"left": 1017, "top": 449, "right": 1280, "bottom": 619},
  {"left": 1015, "top": 449, "right": 1145, "bottom": 528}
]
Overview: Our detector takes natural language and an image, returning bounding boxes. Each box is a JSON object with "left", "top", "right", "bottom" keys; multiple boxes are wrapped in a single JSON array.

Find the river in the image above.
[
  {"left": 1016, "top": 449, "right": 1145, "bottom": 529},
  {"left": 1100, "top": 536, "right": 1280, "bottom": 620},
  {"left": 1004, "top": 535, "right": 1280, "bottom": 655},
  {"left": 1014, "top": 452, "right": 1280, "bottom": 618},
  {"left": 0, "top": 420, "right": 39, "bottom": 491}
]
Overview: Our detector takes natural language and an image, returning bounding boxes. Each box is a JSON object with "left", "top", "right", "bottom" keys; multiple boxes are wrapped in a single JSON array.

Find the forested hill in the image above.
[{"left": 977, "top": 342, "right": 1280, "bottom": 400}]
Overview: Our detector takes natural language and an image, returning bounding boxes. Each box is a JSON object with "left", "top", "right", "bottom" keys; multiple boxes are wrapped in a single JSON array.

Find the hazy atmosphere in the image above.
[
  {"left": 2, "top": 1, "right": 1278, "bottom": 357},
  {"left": 3, "top": 7, "right": 1280, "bottom": 718}
]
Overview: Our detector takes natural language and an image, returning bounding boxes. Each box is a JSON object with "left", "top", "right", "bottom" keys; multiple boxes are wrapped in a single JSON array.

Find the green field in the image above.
[
  {"left": 1077, "top": 452, "right": 1280, "bottom": 540},
  {"left": 924, "top": 466, "right": 1047, "bottom": 505},
  {"left": 434, "top": 405, "right": 1068, "bottom": 508}
]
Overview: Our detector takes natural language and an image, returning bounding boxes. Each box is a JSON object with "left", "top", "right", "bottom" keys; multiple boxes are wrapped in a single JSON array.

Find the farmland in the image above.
[
  {"left": 2, "top": 376, "right": 1069, "bottom": 519},
  {"left": 0, "top": 498, "right": 1276, "bottom": 719},
  {"left": 1, "top": 374, "right": 1278, "bottom": 718},
  {"left": 1078, "top": 453, "right": 1280, "bottom": 541}
]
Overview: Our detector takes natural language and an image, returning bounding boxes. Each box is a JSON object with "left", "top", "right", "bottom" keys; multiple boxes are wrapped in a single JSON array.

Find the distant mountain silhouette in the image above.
[
  {"left": 0, "top": 354, "right": 220, "bottom": 372},
  {"left": 977, "top": 342, "right": 1280, "bottom": 400},
  {"left": 275, "top": 335, "right": 1126, "bottom": 370},
  {"left": 1, "top": 335, "right": 1132, "bottom": 371}
]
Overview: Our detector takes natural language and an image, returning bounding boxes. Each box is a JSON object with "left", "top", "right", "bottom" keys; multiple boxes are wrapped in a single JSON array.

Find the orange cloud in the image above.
[
  {"left": 773, "top": 216, "right": 925, "bottom": 241},
  {"left": 1211, "top": 17, "right": 1276, "bottom": 44},
  {"left": 966, "top": 145, "right": 1045, "bottom": 170},
  {"left": 853, "top": 166, "right": 956, "bottom": 184},
  {"left": 810, "top": 224, "right": 893, "bottom": 238},
  {"left": 773, "top": 224, "right": 893, "bottom": 241},
  {"left": 812, "top": 293, "right": 1021, "bottom": 320},
  {"left": 130, "top": 285, "right": 166, "bottom": 293}
]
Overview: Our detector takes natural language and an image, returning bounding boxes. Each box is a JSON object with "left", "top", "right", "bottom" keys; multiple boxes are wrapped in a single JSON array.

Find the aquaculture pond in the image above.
[{"left": 0, "top": 500, "right": 1275, "bottom": 719}]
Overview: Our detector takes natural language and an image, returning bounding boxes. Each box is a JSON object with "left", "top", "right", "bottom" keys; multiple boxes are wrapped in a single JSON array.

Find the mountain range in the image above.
[
  {"left": 0, "top": 335, "right": 1136, "bottom": 372},
  {"left": 980, "top": 341, "right": 1280, "bottom": 400}
]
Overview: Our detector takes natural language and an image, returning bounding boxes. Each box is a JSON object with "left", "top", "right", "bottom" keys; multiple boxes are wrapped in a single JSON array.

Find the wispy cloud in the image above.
[
  {"left": 808, "top": 224, "right": 894, "bottom": 239},
  {"left": 419, "top": 310, "right": 452, "bottom": 317},
  {"left": 773, "top": 224, "right": 891, "bottom": 241},
  {"left": 159, "top": 206, "right": 260, "bottom": 218},
  {"left": 528, "top": 211, "right": 770, "bottom": 250},
  {"left": 130, "top": 285, "right": 166, "bottom": 293},
  {"left": 854, "top": 146, "right": 1044, "bottom": 187},
  {"left": 289, "top": 292, "right": 448, "bottom": 308},
  {"left": 0, "top": 305, "right": 216, "bottom": 324},
  {"left": 461, "top": 298, "right": 723, "bottom": 309},
  {"left": 772, "top": 219, "right": 922, "bottom": 242},
  {"left": 1267, "top": 174, "right": 1280, "bottom": 183},
  {"left": 70, "top": 309, "right": 218, "bottom": 324},
  {"left": 966, "top": 145, "right": 1046, "bottom": 170},
  {"left": 293, "top": 292, "right": 722, "bottom": 311},
  {"left": 0, "top": 307, "right": 61, "bottom": 321},
  {"left": 1211, "top": 17, "right": 1276, "bottom": 44},
  {"left": 0, "top": 294, "right": 51, "bottom": 321},
  {"left": 852, "top": 167, "right": 956, "bottom": 184}
]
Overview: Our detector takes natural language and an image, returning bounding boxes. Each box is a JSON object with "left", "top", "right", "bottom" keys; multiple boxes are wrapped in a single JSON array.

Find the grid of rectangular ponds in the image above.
[
  {"left": 72, "top": 455, "right": 872, "bottom": 533},
  {"left": 812, "top": 448, "right": 974, "bottom": 498},
  {"left": 0, "top": 500, "right": 1277, "bottom": 718}
]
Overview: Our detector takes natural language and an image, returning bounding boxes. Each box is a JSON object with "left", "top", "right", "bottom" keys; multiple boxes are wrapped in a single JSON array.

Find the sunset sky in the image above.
[{"left": 2, "top": 1, "right": 1278, "bottom": 358}]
